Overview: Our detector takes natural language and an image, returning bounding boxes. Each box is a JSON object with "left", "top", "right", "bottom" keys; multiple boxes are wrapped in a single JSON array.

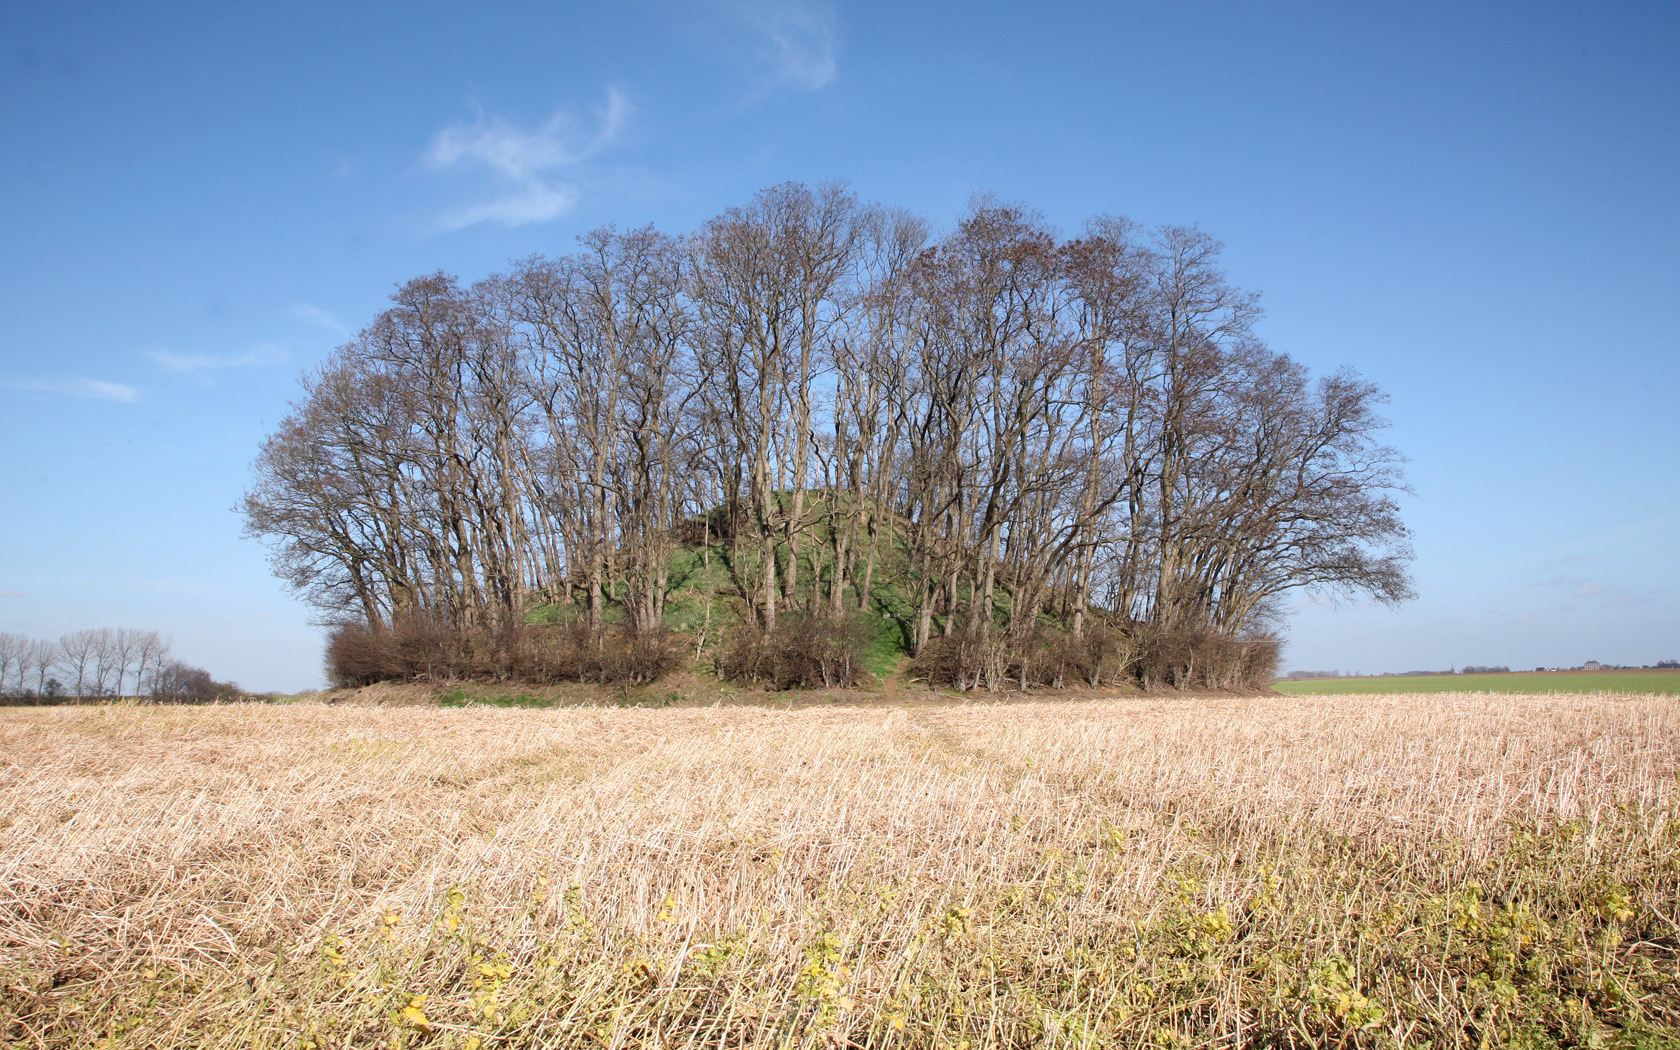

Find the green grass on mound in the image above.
[
  {"left": 1275, "top": 669, "right": 1680, "bottom": 696},
  {"left": 526, "top": 527, "right": 923, "bottom": 683}
]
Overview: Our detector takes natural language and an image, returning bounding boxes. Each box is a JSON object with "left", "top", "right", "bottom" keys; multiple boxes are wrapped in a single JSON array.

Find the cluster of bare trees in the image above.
[
  {"left": 0, "top": 629, "right": 236, "bottom": 701},
  {"left": 245, "top": 183, "right": 1411, "bottom": 683},
  {"left": 0, "top": 633, "right": 68, "bottom": 697}
]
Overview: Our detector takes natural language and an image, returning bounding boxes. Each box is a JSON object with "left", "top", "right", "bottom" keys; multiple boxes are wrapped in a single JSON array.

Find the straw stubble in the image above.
[{"left": 1, "top": 693, "right": 1675, "bottom": 1047}]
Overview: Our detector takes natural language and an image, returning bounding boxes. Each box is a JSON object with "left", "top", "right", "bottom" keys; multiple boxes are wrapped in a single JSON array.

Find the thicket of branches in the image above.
[{"left": 243, "top": 184, "right": 1411, "bottom": 689}]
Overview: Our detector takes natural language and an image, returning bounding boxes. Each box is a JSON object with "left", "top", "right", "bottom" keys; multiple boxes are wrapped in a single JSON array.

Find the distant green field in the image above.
[{"left": 1273, "top": 670, "right": 1680, "bottom": 696}]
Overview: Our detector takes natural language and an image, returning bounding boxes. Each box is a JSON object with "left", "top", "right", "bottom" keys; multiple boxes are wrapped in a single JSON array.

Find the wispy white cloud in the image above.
[
  {"left": 0, "top": 590, "right": 23, "bottom": 600},
  {"left": 719, "top": 0, "right": 838, "bottom": 91},
  {"left": 290, "top": 303, "right": 347, "bottom": 335},
  {"left": 2, "top": 377, "right": 140, "bottom": 402},
  {"left": 1535, "top": 572, "right": 1659, "bottom": 607},
  {"left": 427, "top": 89, "right": 633, "bottom": 230},
  {"left": 438, "top": 181, "right": 581, "bottom": 230},
  {"left": 1535, "top": 574, "right": 1612, "bottom": 598},
  {"left": 148, "top": 343, "right": 288, "bottom": 377}
]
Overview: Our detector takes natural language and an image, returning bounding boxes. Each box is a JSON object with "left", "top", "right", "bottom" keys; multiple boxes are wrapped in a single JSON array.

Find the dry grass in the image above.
[{"left": 2, "top": 693, "right": 1677, "bottom": 1048}]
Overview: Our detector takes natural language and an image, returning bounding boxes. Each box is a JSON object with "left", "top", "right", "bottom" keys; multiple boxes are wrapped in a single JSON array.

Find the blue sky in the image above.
[{"left": 2, "top": 0, "right": 1676, "bottom": 690}]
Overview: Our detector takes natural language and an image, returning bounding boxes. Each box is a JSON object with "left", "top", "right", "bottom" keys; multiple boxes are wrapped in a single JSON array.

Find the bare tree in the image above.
[
  {"left": 0, "top": 632, "right": 23, "bottom": 695},
  {"left": 86, "top": 627, "right": 120, "bottom": 697},
  {"left": 689, "top": 182, "right": 861, "bottom": 630},
  {"left": 58, "top": 630, "right": 99, "bottom": 698},
  {"left": 828, "top": 205, "right": 928, "bottom": 616},
  {"left": 24, "top": 638, "right": 59, "bottom": 695},
  {"left": 104, "top": 628, "right": 144, "bottom": 697},
  {"left": 132, "top": 631, "right": 171, "bottom": 697}
]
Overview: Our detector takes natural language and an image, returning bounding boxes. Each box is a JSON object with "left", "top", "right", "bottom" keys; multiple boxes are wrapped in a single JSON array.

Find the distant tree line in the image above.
[
  {"left": 244, "top": 183, "right": 1412, "bottom": 689},
  {"left": 0, "top": 629, "right": 240, "bottom": 703}
]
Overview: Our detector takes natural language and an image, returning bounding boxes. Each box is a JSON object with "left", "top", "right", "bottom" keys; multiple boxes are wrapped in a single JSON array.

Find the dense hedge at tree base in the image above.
[
  {"left": 715, "top": 612, "right": 872, "bottom": 690},
  {"left": 326, "top": 616, "right": 679, "bottom": 688},
  {"left": 909, "top": 623, "right": 1279, "bottom": 692},
  {"left": 326, "top": 611, "right": 1275, "bottom": 695}
]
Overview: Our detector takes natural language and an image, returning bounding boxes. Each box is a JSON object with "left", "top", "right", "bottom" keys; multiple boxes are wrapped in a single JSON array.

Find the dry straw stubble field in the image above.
[{"left": 2, "top": 693, "right": 1677, "bottom": 1049}]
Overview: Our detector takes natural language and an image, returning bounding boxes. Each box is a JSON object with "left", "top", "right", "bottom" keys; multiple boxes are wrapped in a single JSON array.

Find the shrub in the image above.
[
  {"left": 1132, "top": 623, "right": 1279, "bottom": 691},
  {"left": 910, "top": 622, "right": 1277, "bottom": 693},
  {"left": 325, "top": 622, "right": 394, "bottom": 687},
  {"left": 326, "top": 615, "right": 678, "bottom": 687},
  {"left": 150, "top": 660, "right": 245, "bottom": 703},
  {"left": 522, "top": 621, "right": 680, "bottom": 685},
  {"left": 717, "top": 611, "right": 870, "bottom": 690},
  {"left": 905, "top": 632, "right": 1010, "bottom": 691},
  {"left": 1041, "top": 625, "right": 1139, "bottom": 688},
  {"left": 910, "top": 625, "right": 1138, "bottom": 691}
]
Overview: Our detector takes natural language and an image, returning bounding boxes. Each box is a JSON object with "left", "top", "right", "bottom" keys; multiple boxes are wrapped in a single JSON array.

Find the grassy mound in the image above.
[{"left": 330, "top": 502, "right": 1277, "bottom": 693}]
